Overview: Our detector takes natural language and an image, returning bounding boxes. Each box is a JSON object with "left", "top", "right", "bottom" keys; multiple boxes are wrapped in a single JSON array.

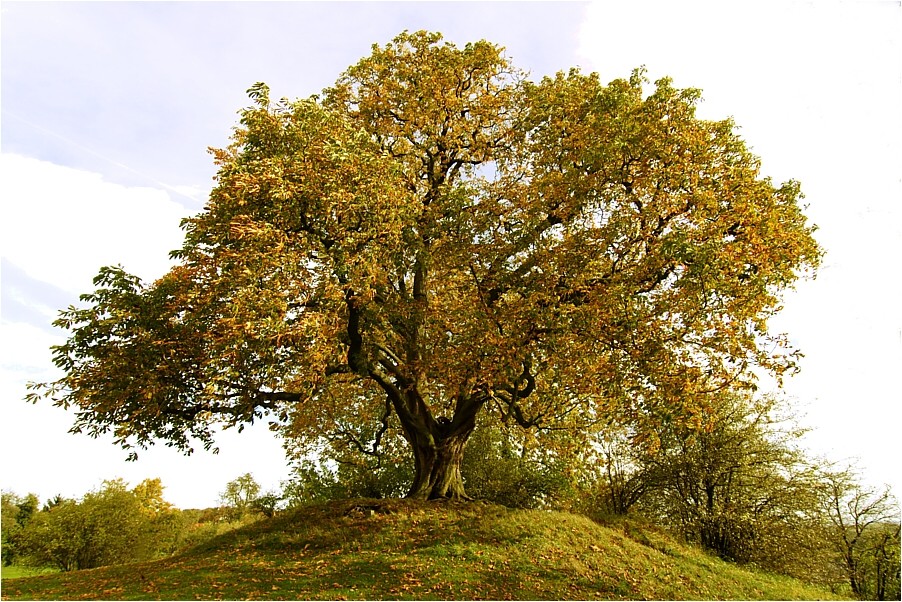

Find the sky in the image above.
[{"left": 1, "top": 1, "right": 899, "bottom": 509}]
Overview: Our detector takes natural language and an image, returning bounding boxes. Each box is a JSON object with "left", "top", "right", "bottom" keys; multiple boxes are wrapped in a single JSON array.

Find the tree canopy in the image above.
[{"left": 30, "top": 31, "right": 820, "bottom": 500}]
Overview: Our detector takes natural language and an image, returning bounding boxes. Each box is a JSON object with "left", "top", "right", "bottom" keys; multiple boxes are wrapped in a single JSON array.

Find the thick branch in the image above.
[
  {"left": 492, "top": 389, "right": 542, "bottom": 429},
  {"left": 492, "top": 360, "right": 541, "bottom": 428},
  {"left": 253, "top": 391, "right": 304, "bottom": 403},
  {"left": 332, "top": 396, "right": 393, "bottom": 461},
  {"left": 345, "top": 290, "right": 368, "bottom": 374}
]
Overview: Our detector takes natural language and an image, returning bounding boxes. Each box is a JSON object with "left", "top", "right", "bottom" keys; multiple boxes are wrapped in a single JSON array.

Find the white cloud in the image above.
[{"left": 0, "top": 153, "right": 192, "bottom": 294}]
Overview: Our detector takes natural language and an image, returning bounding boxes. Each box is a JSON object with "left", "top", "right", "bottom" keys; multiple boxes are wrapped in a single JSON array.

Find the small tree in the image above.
[
  {"left": 576, "top": 427, "right": 648, "bottom": 516},
  {"left": 131, "top": 477, "right": 186, "bottom": 556},
  {"left": 281, "top": 404, "right": 415, "bottom": 502},
  {"left": 281, "top": 463, "right": 342, "bottom": 507},
  {"left": 16, "top": 499, "right": 85, "bottom": 571},
  {"left": 820, "top": 468, "right": 901, "bottom": 600},
  {"left": 870, "top": 523, "right": 901, "bottom": 601},
  {"left": 252, "top": 491, "right": 283, "bottom": 518},
  {"left": 626, "top": 392, "right": 830, "bottom": 580},
  {"left": 220, "top": 473, "right": 262, "bottom": 518}
]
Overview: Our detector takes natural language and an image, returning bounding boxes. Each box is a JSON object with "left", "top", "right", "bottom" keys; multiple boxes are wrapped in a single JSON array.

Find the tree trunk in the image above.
[{"left": 405, "top": 430, "right": 472, "bottom": 500}]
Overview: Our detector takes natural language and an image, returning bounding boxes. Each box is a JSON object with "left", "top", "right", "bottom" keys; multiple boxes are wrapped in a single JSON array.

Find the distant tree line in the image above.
[
  {"left": 1, "top": 475, "right": 274, "bottom": 573},
  {"left": 3, "top": 478, "right": 180, "bottom": 571}
]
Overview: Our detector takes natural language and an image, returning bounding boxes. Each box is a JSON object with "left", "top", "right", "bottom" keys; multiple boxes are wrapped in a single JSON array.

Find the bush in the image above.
[
  {"left": 14, "top": 479, "right": 179, "bottom": 571},
  {"left": 2, "top": 491, "right": 40, "bottom": 566},
  {"left": 282, "top": 454, "right": 413, "bottom": 504},
  {"left": 281, "top": 417, "right": 416, "bottom": 504},
  {"left": 281, "top": 419, "right": 574, "bottom": 508},
  {"left": 461, "top": 423, "right": 573, "bottom": 508},
  {"left": 574, "top": 392, "right": 841, "bottom": 585}
]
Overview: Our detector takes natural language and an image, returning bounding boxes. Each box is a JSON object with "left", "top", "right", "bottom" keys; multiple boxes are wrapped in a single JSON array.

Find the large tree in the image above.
[{"left": 30, "top": 31, "right": 820, "bottom": 500}]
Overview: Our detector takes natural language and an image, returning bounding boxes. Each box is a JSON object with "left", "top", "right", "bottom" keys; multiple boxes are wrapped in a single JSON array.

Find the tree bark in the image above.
[
  {"left": 391, "top": 393, "right": 480, "bottom": 501},
  {"left": 405, "top": 431, "right": 472, "bottom": 500}
]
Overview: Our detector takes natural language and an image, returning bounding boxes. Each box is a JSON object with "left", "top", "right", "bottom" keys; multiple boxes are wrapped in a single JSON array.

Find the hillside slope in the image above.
[{"left": 1, "top": 499, "right": 841, "bottom": 600}]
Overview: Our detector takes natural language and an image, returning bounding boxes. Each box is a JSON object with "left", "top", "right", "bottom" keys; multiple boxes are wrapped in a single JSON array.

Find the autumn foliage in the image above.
[{"left": 29, "top": 31, "right": 820, "bottom": 500}]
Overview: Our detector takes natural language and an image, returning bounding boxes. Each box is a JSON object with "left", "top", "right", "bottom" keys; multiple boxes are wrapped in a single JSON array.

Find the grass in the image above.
[
  {"left": 1, "top": 498, "right": 844, "bottom": 600},
  {"left": 0, "top": 566, "right": 59, "bottom": 580}
]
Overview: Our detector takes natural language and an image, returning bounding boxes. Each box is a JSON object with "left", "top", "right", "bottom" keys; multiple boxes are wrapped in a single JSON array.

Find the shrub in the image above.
[{"left": 14, "top": 480, "right": 176, "bottom": 571}]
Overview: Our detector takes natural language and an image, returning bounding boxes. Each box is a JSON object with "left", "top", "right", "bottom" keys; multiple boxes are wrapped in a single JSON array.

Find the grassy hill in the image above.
[{"left": 1, "top": 498, "right": 842, "bottom": 600}]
